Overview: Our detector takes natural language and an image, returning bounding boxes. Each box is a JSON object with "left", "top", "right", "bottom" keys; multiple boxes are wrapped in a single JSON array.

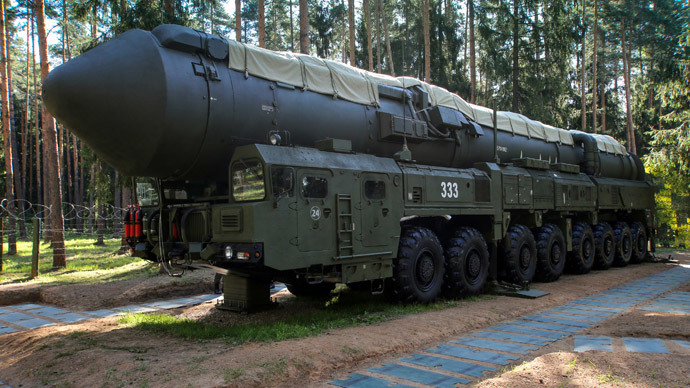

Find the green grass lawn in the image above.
[
  {"left": 0, "top": 235, "right": 159, "bottom": 285},
  {"left": 120, "top": 291, "right": 494, "bottom": 344}
]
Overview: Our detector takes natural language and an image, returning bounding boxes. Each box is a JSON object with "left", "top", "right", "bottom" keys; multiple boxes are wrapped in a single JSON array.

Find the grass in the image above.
[
  {"left": 120, "top": 291, "right": 494, "bottom": 344},
  {"left": 0, "top": 234, "right": 159, "bottom": 285}
]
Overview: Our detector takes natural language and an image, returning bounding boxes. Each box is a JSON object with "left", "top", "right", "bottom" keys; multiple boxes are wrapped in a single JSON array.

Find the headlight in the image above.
[
  {"left": 269, "top": 133, "right": 282, "bottom": 145},
  {"left": 224, "top": 245, "right": 233, "bottom": 259}
]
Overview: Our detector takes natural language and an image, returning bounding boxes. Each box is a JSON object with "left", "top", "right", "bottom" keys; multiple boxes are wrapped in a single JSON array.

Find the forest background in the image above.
[{"left": 0, "top": 0, "right": 688, "bottom": 265}]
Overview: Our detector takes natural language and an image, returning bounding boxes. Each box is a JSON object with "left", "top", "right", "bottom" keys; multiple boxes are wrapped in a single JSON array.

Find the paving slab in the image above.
[
  {"left": 489, "top": 324, "right": 569, "bottom": 339},
  {"left": 638, "top": 305, "right": 690, "bottom": 314},
  {"left": 10, "top": 304, "right": 45, "bottom": 311},
  {"left": 574, "top": 336, "right": 613, "bottom": 352},
  {"left": 672, "top": 340, "right": 690, "bottom": 350},
  {"left": 330, "top": 373, "right": 416, "bottom": 388},
  {"left": 113, "top": 305, "right": 159, "bottom": 313},
  {"left": 571, "top": 300, "right": 631, "bottom": 309},
  {"left": 0, "top": 312, "right": 36, "bottom": 323},
  {"left": 368, "top": 363, "right": 469, "bottom": 387},
  {"left": 538, "top": 311, "right": 604, "bottom": 322},
  {"left": 525, "top": 315, "right": 593, "bottom": 328},
  {"left": 29, "top": 306, "right": 71, "bottom": 317},
  {"left": 190, "top": 294, "right": 222, "bottom": 302},
  {"left": 622, "top": 338, "right": 669, "bottom": 353},
  {"left": 141, "top": 301, "right": 186, "bottom": 309},
  {"left": 13, "top": 318, "right": 55, "bottom": 329},
  {"left": 400, "top": 354, "right": 495, "bottom": 378},
  {"left": 451, "top": 337, "right": 537, "bottom": 354},
  {"left": 470, "top": 330, "right": 553, "bottom": 346},
  {"left": 561, "top": 304, "right": 622, "bottom": 313},
  {"left": 0, "top": 327, "right": 19, "bottom": 335},
  {"left": 549, "top": 307, "right": 614, "bottom": 318},
  {"left": 51, "top": 313, "right": 91, "bottom": 323},
  {"left": 82, "top": 309, "right": 124, "bottom": 318},
  {"left": 427, "top": 344, "right": 519, "bottom": 365},
  {"left": 508, "top": 319, "right": 582, "bottom": 333}
]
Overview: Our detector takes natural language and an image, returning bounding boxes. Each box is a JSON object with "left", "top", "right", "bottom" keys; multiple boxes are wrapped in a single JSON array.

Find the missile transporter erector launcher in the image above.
[{"left": 44, "top": 24, "right": 655, "bottom": 310}]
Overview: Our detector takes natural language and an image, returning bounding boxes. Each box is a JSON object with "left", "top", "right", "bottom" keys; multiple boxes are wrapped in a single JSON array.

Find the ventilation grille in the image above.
[
  {"left": 185, "top": 212, "right": 206, "bottom": 242},
  {"left": 222, "top": 214, "right": 240, "bottom": 230},
  {"left": 412, "top": 187, "right": 423, "bottom": 203}
]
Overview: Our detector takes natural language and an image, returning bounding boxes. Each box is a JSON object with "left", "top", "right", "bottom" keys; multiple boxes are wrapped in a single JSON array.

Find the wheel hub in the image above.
[
  {"left": 551, "top": 243, "right": 561, "bottom": 265},
  {"left": 416, "top": 251, "right": 435, "bottom": 288},
  {"left": 519, "top": 244, "right": 531, "bottom": 270},
  {"left": 604, "top": 237, "right": 613, "bottom": 256},
  {"left": 583, "top": 238, "right": 593, "bottom": 259},
  {"left": 622, "top": 235, "right": 631, "bottom": 255},
  {"left": 466, "top": 250, "right": 481, "bottom": 278}
]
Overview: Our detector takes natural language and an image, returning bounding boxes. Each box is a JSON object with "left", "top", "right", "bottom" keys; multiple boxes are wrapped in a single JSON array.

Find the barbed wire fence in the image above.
[{"left": 1, "top": 198, "right": 126, "bottom": 250}]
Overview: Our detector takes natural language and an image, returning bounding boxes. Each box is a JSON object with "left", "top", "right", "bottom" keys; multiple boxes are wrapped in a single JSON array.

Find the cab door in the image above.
[
  {"left": 296, "top": 169, "right": 335, "bottom": 253},
  {"left": 360, "top": 173, "right": 393, "bottom": 248}
]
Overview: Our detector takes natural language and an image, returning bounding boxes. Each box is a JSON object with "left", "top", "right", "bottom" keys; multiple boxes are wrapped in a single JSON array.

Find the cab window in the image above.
[
  {"left": 301, "top": 176, "right": 328, "bottom": 198},
  {"left": 271, "top": 167, "right": 294, "bottom": 197},
  {"left": 232, "top": 160, "right": 265, "bottom": 201},
  {"left": 136, "top": 178, "right": 159, "bottom": 206},
  {"left": 364, "top": 180, "right": 386, "bottom": 200}
]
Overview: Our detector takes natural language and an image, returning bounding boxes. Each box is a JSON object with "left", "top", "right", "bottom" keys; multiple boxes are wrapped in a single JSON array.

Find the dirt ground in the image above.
[{"left": 0, "top": 252, "right": 688, "bottom": 388}]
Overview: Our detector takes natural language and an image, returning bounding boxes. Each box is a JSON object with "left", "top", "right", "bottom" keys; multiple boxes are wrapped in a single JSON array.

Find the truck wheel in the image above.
[
  {"left": 502, "top": 224, "right": 537, "bottom": 284},
  {"left": 442, "top": 227, "right": 489, "bottom": 298},
  {"left": 613, "top": 222, "right": 633, "bottom": 266},
  {"left": 388, "top": 226, "right": 444, "bottom": 304},
  {"left": 286, "top": 279, "right": 336, "bottom": 297},
  {"left": 567, "top": 222, "right": 595, "bottom": 274},
  {"left": 593, "top": 222, "right": 615, "bottom": 270},
  {"left": 534, "top": 224, "right": 565, "bottom": 282},
  {"left": 630, "top": 222, "right": 648, "bottom": 264}
]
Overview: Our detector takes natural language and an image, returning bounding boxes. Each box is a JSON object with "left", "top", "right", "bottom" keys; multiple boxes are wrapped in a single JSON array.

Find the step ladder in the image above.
[{"left": 336, "top": 193, "right": 354, "bottom": 259}]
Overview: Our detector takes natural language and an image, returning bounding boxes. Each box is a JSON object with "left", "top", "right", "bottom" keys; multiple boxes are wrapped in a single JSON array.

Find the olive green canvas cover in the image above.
[{"left": 228, "top": 40, "right": 626, "bottom": 154}]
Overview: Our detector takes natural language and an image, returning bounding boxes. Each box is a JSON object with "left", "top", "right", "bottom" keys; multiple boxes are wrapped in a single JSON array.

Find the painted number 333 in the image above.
[{"left": 440, "top": 181, "right": 459, "bottom": 199}]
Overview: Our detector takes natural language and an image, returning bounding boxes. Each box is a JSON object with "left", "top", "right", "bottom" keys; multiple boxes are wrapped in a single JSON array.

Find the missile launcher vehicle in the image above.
[{"left": 44, "top": 24, "right": 655, "bottom": 311}]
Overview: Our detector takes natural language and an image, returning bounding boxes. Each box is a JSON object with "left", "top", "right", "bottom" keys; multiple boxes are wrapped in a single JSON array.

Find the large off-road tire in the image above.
[
  {"left": 630, "top": 221, "right": 648, "bottom": 264},
  {"left": 442, "top": 227, "right": 489, "bottom": 298},
  {"left": 286, "top": 279, "right": 336, "bottom": 297},
  {"left": 613, "top": 222, "right": 633, "bottom": 267},
  {"left": 593, "top": 222, "right": 616, "bottom": 270},
  {"left": 502, "top": 224, "right": 537, "bottom": 284},
  {"left": 567, "top": 222, "right": 595, "bottom": 274},
  {"left": 387, "top": 226, "right": 445, "bottom": 304},
  {"left": 534, "top": 224, "right": 566, "bottom": 282}
]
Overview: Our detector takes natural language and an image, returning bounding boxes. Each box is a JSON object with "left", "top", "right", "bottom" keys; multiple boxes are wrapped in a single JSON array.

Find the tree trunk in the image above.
[
  {"left": 382, "top": 0, "right": 395, "bottom": 76},
  {"left": 22, "top": 13, "right": 30, "bottom": 208},
  {"left": 235, "top": 0, "right": 241, "bottom": 42},
  {"left": 621, "top": 17, "right": 636, "bottom": 154},
  {"left": 580, "top": 0, "right": 586, "bottom": 131},
  {"left": 376, "top": 0, "right": 381, "bottom": 72},
  {"left": 258, "top": 0, "right": 265, "bottom": 47},
  {"left": 299, "top": 0, "right": 309, "bottom": 54},
  {"left": 289, "top": 0, "right": 294, "bottom": 51},
  {"left": 422, "top": 0, "right": 430, "bottom": 82},
  {"left": 36, "top": 0, "right": 67, "bottom": 268},
  {"left": 463, "top": 2, "right": 468, "bottom": 76},
  {"left": 348, "top": 0, "right": 355, "bottom": 65},
  {"left": 341, "top": 0, "right": 346, "bottom": 62},
  {"left": 113, "top": 171, "right": 121, "bottom": 239},
  {"left": 0, "top": 0, "right": 17, "bottom": 254},
  {"left": 592, "top": 0, "right": 599, "bottom": 133},
  {"left": 511, "top": 0, "right": 519, "bottom": 112},
  {"left": 31, "top": 9, "right": 41, "bottom": 205},
  {"left": 364, "top": 0, "right": 372, "bottom": 71},
  {"left": 469, "top": 0, "right": 475, "bottom": 103}
]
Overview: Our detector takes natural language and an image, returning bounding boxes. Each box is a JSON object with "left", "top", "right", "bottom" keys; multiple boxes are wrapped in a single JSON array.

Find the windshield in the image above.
[
  {"left": 232, "top": 160, "right": 266, "bottom": 202},
  {"left": 136, "top": 178, "right": 159, "bottom": 206}
]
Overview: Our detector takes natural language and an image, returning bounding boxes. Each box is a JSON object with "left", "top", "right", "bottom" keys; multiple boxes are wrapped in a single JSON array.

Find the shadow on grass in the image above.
[{"left": 120, "top": 290, "right": 494, "bottom": 344}]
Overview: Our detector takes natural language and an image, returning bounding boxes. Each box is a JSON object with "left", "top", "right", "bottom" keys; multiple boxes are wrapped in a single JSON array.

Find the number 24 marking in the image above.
[{"left": 441, "top": 182, "right": 459, "bottom": 199}]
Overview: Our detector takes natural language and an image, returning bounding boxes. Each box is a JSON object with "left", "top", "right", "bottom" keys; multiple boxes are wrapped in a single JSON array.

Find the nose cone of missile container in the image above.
[{"left": 43, "top": 29, "right": 167, "bottom": 177}]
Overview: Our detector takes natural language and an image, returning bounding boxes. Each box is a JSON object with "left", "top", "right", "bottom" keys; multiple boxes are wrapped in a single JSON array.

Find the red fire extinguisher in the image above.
[
  {"left": 124, "top": 205, "right": 132, "bottom": 239},
  {"left": 134, "top": 206, "right": 143, "bottom": 239}
]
